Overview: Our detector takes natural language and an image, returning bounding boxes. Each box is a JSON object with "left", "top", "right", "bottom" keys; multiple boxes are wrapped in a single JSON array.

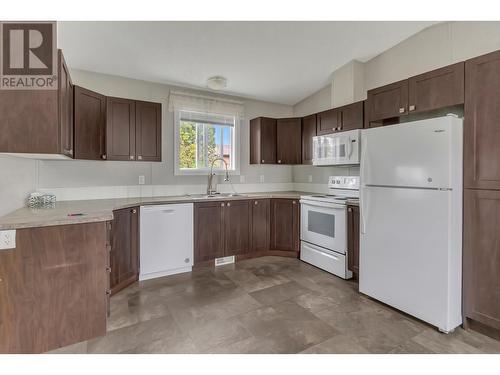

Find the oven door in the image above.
[
  {"left": 312, "top": 130, "right": 360, "bottom": 166},
  {"left": 300, "top": 200, "right": 346, "bottom": 254}
]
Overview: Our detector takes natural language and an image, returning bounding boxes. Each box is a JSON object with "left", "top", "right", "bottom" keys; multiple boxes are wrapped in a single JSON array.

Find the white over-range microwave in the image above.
[{"left": 312, "top": 129, "right": 361, "bottom": 166}]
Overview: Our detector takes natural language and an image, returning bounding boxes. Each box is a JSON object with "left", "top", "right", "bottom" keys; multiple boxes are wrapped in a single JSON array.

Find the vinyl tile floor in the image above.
[{"left": 49, "top": 256, "right": 500, "bottom": 354}]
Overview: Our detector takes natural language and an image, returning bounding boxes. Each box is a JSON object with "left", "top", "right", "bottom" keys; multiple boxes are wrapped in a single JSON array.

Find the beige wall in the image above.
[
  {"left": 293, "top": 21, "right": 500, "bottom": 184},
  {"left": 0, "top": 156, "right": 37, "bottom": 217}
]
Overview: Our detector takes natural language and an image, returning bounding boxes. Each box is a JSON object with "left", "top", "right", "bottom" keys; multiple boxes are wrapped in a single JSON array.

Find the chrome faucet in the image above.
[{"left": 207, "top": 157, "right": 230, "bottom": 196}]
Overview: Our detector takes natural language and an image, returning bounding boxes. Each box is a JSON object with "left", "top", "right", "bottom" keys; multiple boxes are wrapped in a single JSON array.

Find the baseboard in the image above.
[
  {"left": 465, "top": 318, "right": 500, "bottom": 341},
  {"left": 139, "top": 266, "right": 192, "bottom": 281}
]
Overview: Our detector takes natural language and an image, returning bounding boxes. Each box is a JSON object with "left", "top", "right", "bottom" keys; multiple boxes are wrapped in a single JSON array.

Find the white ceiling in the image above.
[{"left": 58, "top": 21, "right": 437, "bottom": 105}]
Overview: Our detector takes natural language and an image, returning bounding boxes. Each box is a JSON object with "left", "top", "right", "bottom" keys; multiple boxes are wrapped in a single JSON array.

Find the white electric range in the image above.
[{"left": 299, "top": 176, "right": 359, "bottom": 279}]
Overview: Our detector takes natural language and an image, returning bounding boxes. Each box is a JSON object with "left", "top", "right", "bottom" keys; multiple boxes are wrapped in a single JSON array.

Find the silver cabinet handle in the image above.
[
  {"left": 221, "top": 203, "right": 225, "bottom": 207},
  {"left": 131, "top": 208, "right": 137, "bottom": 214},
  {"left": 261, "top": 159, "right": 265, "bottom": 163},
  {"left": 130, "top": 155, "right": 135, "bottom": 160},
  {"left": 137, "top": 155, "right": 142, "bottom": 160},
  {"left": 102, "top": 154, "right": 107, "bottom": 160},
  {"left": 227, "top": 202, "right": 231, "bottom": 207},
  {"left": 399, "top": 107, "right": 405, "bottom": 114},
  {"left": 254, "top": 201, "right": 258, "bottom": 205},
  {"left": 106, "top": 267, "right": 111, "bottom": 273},
  {"left": 348, "top": 207, "right": 353, "bottom": 212},
  {"left": 278, "top": 160, "right": 282, "bottom": 164},
  {"left": 409, "top": 105, "right": 416, "bottom": 111},
  {"left": 292, "top": 201, "right": 297, "bottom": 205}
]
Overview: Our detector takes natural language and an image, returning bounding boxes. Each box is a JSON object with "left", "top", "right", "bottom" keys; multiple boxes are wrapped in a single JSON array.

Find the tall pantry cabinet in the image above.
[{"left": 463, "top": 49, "right": 500, "bottom": 339}]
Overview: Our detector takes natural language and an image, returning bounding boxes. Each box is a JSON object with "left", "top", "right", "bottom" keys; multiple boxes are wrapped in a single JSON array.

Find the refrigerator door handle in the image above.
[{"left": 360, "top": 187, "right": 367, "bottom": 234}]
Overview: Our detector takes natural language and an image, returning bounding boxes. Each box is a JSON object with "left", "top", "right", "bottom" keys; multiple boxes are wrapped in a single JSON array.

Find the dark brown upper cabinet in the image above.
[
  {"left": 58, "top": 50, "right": 74, "bottom": 158},
  {"left": 316, "top": 101, "right": 364, "bottom": 135},
  {"left": 0, "top": 49, "right": 72, "bottom": 156},
  {"left": 106, "top": 97, "right": 136, "bottom": 161},
  {"left": 317, "top": 107, "right": 341, "bottom": 135},
  {"left": 464, "top": 50, "right": 500, "bottom": 190},
  {"left": 340, "top": 101, "right": 364, "bottom": 131},
  {"left": 250, "top": 117, "right": 277, "bottom": 164},
  {"left": 110, "top": 207, "right": 139, "bottom": 295},
  {"left": 270, "top": 198, "right": 300, "bottom": 252},
  {"left": 74, "top": 86, "right": 106, "bottom": 160},
  {"left": 464, "top": 189, "right": 500, "bottom": 331},
  {"left": 224, "top": 200, "right": 251, "bottom": 256},
  {"left": 366, "top": 63, "right": 465, "bottom": 127},
  {"left": 250, "top": 199, "right": 270, "bottom": 252},
  {"left": 135, "top": 101, "right": 162, "bottom": 162},
  {"left": 301, "top": 114, "right": 317, "bottom": 164},
  {"left": 277, "top": 117, "right": 302, "bottom": 164},
  {"left": 408, "top": 62, "right": 464, "bottom": 114},
  {"left": 365, "top": 79, "right": 409, "bottom": 127}
]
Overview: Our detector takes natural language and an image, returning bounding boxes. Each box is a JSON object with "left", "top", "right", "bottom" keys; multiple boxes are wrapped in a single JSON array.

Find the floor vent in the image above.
[{"left": 215, "top": 255, "right": 235, "bottom": 266}]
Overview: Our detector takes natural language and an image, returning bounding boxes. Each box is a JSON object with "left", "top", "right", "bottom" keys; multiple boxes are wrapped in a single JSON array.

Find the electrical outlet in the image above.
[
  {"left": 259, "top": 175, "right": 265, "bottom": 183},
  {"left": 138, "top": 175, "right": 145, "bottom": 185},
  {"left": 308, "top": 175, "right": 313, "bottom": 183},
  {"left": 239, "top": 175, "right": 245, "bottom": 183},
  {"left": 0, "top": 230, "right": 16, "bottom": 250}
]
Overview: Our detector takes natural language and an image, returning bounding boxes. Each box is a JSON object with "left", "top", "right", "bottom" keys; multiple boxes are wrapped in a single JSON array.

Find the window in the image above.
[{"left": 175, "top": 110, "right": 239, "bottom": 175}]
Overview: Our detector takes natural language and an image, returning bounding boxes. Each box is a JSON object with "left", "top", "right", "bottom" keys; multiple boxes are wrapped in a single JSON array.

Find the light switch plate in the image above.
[
  {"left": 138, "top": 175, "right": 146, "bottom": 185},
  {"left": 0, "top": 230, "right": 16, "bottom": 250}
]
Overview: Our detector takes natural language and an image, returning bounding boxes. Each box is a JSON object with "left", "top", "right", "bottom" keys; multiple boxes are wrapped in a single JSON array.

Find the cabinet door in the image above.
[
  {"left": 464, "top": 189, "right": 500, "bottom": 330},
  {"left": 317, "top": 108, "right": 341, "bottom": 135},
  {"left": 301, "top": 114, "right": 316, "bottom": 165},
  {"left": 135, "top": 101, "right": 162, "bottom": 162},
  {"left": 0, "top": 223, "right": 107, "bottom": 353},
  {"left": 194, "top": 202, "right": 225, "bottom": 263},
  {"left": 224, "top": 200, "right": 250, "bottom": 256},
  {"left": 58, "top": 50, "right": 74, "bottom": 158},
  {"left": 74, "top": 86, "right": 107, "bottom": 160},
  {"left": 110, "top": 207, "right": 139, "bottom": 295},
  {"left": 408, "top": 62, "right": 464, "bottom": 114},
  {"left": 106, "top": 97, "right": 136, "bottom": 161},
  {"left": 250, "top": 117, "right": 277, "bottom": 164},
  {"left": 250, "top": 199, "right": 270, "bottom": 252},
  {"left": 465, "top": 51, "right": 500, "bottom": 190},
  {"left": 277, "top": 117, "right": 302, "bottom": 164},
  {"left": 366, "top": 79, "right": 409, "bottom": 126},
  {"left": 347, "top": 205, "right": 360, "bottom": 276},
  {"left": 339, "top": 101, "right": 364, "bottom": 131},
  {"left": 270, "top": 199, "right": 299, "bottom": 251}
]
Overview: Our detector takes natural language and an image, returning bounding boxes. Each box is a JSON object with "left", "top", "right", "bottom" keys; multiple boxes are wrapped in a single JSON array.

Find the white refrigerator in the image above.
[{"left": 359, "top": 115, "right": 463, "bottom": 333}]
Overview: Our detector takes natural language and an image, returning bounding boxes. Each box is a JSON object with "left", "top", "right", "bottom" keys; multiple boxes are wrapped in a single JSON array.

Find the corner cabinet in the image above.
[
  {"left": 276, "top": 117, "right": 302, "bottom": 164},
  {"left": 110, "top": 207, "right": 139, "bottom": 295},
  {"left": 270, "top": 199, "right": 300, "bottom": 252},
  {"left": 74, "top": 86, "right": 107, "bottom": 160},
  {"left": 250, "top": 117, "right": 277, "bottom": 164}
]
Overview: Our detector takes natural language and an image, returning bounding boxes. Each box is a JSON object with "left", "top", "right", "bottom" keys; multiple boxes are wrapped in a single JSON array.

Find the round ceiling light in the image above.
[{"left": 207, "top": 76, "right": 227, "bottom": 91}]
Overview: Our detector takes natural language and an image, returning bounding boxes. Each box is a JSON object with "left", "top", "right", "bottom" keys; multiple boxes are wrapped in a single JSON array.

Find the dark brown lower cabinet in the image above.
[
  {"left": 224, "top": 200, "right": 250, "bottom": 256},
  {"left": 464, "top": 189, "right": 500, "bottom": 334},
  {"left": 250, "top": 199, "right": 270, "bottom": 252},
  {"left": 110, "top": 207, "right": 139, "bottom": 295},
  {"left": 347, "top": 204, "right": 360, "bottom": 277},
  {"left": 194, "top": 201, "right": 225, "bottom": 263},
  {"left": 0, "top": 222, "right": 108, "bottom": 354},
  {"left": 270, "top": 199, "right": 300, "bottom": 252}
]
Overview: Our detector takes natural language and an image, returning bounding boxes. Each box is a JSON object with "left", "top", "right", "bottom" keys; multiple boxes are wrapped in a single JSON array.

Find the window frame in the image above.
[{"left": 173, "top": 109, "right": 241, "bottom": 176}]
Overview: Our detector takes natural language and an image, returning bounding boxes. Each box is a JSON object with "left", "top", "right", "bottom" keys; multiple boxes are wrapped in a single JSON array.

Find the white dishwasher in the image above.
[{"left": 139, "top": 203, "right": 193, "bottom": 281}]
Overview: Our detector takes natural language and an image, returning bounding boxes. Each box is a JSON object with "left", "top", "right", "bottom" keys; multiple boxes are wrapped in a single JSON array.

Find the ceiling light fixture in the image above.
[{"left": 207, "top": 76, "right": 227, "bottom": 91}]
